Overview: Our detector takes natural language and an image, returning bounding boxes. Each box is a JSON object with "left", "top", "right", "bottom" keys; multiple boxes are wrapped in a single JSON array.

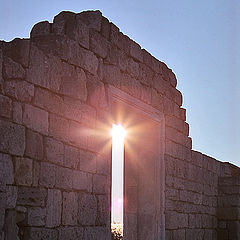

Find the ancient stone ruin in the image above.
[{"left": 0, "top": 10, "right": 239, "bottom": 240}]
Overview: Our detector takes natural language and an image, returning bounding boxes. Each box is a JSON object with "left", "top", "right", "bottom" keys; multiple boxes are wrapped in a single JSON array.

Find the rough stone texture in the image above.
[
  {"left": 0, "top": 94, "right": 12, "bottom": 118},
  {"left": 39, "top": 162, "right": 56, "bottom": 187},
  {"left": 72, "top": 170, "right": 92, "bottom": 192},
  {"left": 24, "top": 227, "right": 58, "bottom": 240},
  {"left": 0, "top": 153, "right": 14, "bottom": 185},
  {"left": 59, "top": 227, "right": 84, "bottom": 240},
  {"left": 12, "top": 101, "right": 22, "bottom": 124},
  {"left": 79, "top": 150, "right": 97, "bottom": 173},
  {"left": 62, "top": 192, "right": 78, "bottom": 225},
  {"left": 46, "top": 189, "right": 62, "bottom": 227},
  {"left": 3, "top": 57, "right": 25, "bottom": 79},
  {"left": 0, "top": 119, "right": 25, "bottom": 156},
  {"left": 27, "top": 207, "right": 46, "bottom": 226}
]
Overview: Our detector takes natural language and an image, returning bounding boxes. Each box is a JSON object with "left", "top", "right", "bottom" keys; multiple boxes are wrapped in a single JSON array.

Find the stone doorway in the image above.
[{"left": 108, "top": 86, "right": 165, "bottom": 240}]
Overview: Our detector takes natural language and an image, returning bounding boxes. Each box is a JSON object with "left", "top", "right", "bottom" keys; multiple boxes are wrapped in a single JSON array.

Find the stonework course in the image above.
[{"left": 0, "top": 10, "right": 239, "bottom": 240}]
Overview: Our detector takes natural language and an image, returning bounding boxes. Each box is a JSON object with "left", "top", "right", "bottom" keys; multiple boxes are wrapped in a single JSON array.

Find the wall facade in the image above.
[{"left": 0, "top": 10, "right": 239, "bottom": 240}]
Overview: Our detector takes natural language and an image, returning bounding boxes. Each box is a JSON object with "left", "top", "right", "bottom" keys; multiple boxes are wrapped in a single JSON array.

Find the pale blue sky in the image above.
[{"left": 0, "top": 0, "right": 239, "bottom": 166}]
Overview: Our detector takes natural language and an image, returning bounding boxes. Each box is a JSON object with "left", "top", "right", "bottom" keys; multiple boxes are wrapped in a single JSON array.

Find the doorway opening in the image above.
[{"left": 111, "top": 123, "right": 126, "bottom": 238}]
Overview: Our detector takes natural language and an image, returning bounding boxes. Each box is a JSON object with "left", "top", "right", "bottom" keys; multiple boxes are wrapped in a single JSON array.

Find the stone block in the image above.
[
  {"left": 4, "top": 80, "right": 34, "bottom": 102},
  {"left": 78, "top": 192, "right": 97, "bottom": 225},
  {"left": 169, "top": 70, "right": 177, "bottom": 87},
  {"left": 55, "top": 166, "right": 73, "bottom": 189},
  {"left": 0, "top": 119, "right": 25, "bottom": 156},
  {"left": 30, "top": 21, "right": 51, "bottom": 37},
  {"left": 172, "top": 229, "right": 185, "bottom": 239},
  {"left": 3, "top": 57, "right": 25, "bottom": 79},
  {"left": 192, "top": 150, "right": 203, "bottom": 167},
  {"left": 77, "top": 10, "right": 102, "bottom": 32},
  {"left": 62, "top": 192, "right": 78, "bottom": 225},
  {"left": 25, "top": 129, "right": 43, "bottom": 160},
  {"left": 23, "top": 104, "right": 48, "bottom": 135},
  {"left": 229, "top": 221, "right": 240, "bottom": 240},
  {"left": 188, "top": 214, "right": 202, "bottom": 228},
  {"left": 129, "top": 40, "right": 143, "bottom": 62},
  {"left": 59, "top": 227, "right": 84, "bottom": 240},
  {"left": 163, "top": 97, "right": 174, "bottom": 115},
  {"left": 32, "top": 160, "right": 40, "bottom": 186},
  {"left": 0, "top": 153, "right": 14, "bottom": 184},
  {"left": 218, "top": 195, "right": 240, "bottom": 207},
  {"left": 4, "top": 210, "right": 19, "bottom": 240},
  {"left": 93, "top": 174, "right": 107, "bottom": 194},
  {"left": 96, "top": 195, "right": 108, "bottom": 226},
  {"left": 96, "top": 154, "right": 110, "bottom": 176},
  {"left": 126, "top": 58, "right": 139, "bottom": 78},
  {"left": 84, "top": 226, "right": 108, "bottom": 240},
  {"left": 39, "top": 162, "right": 56, "bottom": 187},
  {"left": 44, "top": 137, "right": 64, "bottom": 165},
  {"left": 64, "top": 145, "right": 79, "bottom": 169},
  {"left": 5, "top": 186, "right": 17, "bottom": 209},
  {"left": 72, "top": 170, "right": 92, "bottom": 192},
  {"left": 218, "top": 207, "right": 240, "bottom": 220},
  {"left": 186, "top": 229, "right": 204, "bottom": 240},
  {"left": 0, "top": 94, "right": 12, "bottom": 118},
  {"left": 24, "top": 227, "right": 58, "bottom": 240},
  {"left": 89, "top": 30, "right": 108, "bottom": 58},
  {"left": 101, "top": 16, "right": 110, "bottom": 39},
  {"left": 14, "top": 157, "right": 32, "bottom": 186},
  {"left": 12, "top": 101, "right": 22, "bottom": 124},
  {"left": 2, "top": 38, "right": 30, "bottom": 67},
  {"left": 165, "top": 211, "right": 188, "bottom": 229},
  {"left": 27, "top": 207, "right": 46, "bottom": 226},
  {"left": 17, "top": 187, "right": 47, "bottom": 207},
  {"left": 165, "top": 188, "right": 179, "bottom": 201},
  {"left": 46, "top": 189, "right": 62, "bottom": 227},
  {"left": 80, "top": 150, "right": 97, "bottom": 173},
  {"left": 103, "top": 64, "right": 121, "bottom": 87},
  {"left": 138, "top": 63, "right": 154, "bottom": 86}
]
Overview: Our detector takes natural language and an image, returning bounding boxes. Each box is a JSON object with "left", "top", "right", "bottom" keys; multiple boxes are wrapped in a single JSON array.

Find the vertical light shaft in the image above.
[{"left": 111, "top": 124, "right": 125, "bottom": 224}]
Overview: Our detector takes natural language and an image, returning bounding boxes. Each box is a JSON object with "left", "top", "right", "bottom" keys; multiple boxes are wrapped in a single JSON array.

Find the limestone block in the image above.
[
  {"left": 12, "top": 101, "right": 22, "bottom": 124},
  {"left": 59, "top": 64, "right": 87, "bottom": 101},
  {"left": 27, "top": 207, "right": 46, "bottom": 226},
  {"left": 72, "top": 170, "right": 92, "bottom": 192},
  {"left": 59, "top": 227, "right": 84, "bottom": 240},
  {"left": 96, "top": 195, "right": 108, "bottom": 226},
  {"left": 93, "top": 174, "right": 107, "bottom": 194},
  {"left": 218, "top": 207, "right": 240, "bottom": 220},
  {"left": 188, "top": 214, "right": 202, "bottom": 228},
  {"left": 0, "top": 94, "right": 12, "bottom": 118},
  {"left": 142, "top": 49, "right": 153, "bottom": 68},
  {"left": 126, "top": 58, "right": 139, "bottom": 78},
  {"left": 55, "top": 166, "right": 73, "bottom": 190},
  {"left": 23, "top": 104, "right": 48, "bottom": 135},
  {"left": 64, "top": 145, "right": 79, "bottom": 169},
  {"left": 229, "top": 221, "right": 240, "bottom": 240},
  {"left": 169, "top": 70, "right": 177, "bottom": 87},
  {"left": 77, "top": 10, "right": 102, "bottom": 32},
  {"left": 2, "top": 38, "right": 30, "bottom": 67},
  {"left": 89, "top": 30, "right": 109, "bottom": 58},
  {"left": 80, "top": 150, "right": 97, "bottom": 173},
  {"left": 186, "top": 229, "right": 204, "bottom": 240},
  {"left": 172, "top": 88, "right": 182, "bottom": 106},
  {"left": 165, "top": 188, "right": 179, "bottom": 201},
  {"left": 101, "top": 16, "right": 110, "bottom": 39},
  {"left": 30, "top": 21, "right": 51, "bottom": 37},
  {"left": 4, "top": 80, "right": 34, "bottom": 102},
  {"left": 0, "top": 208, "right": 5, "bottom": 230},
  {"left": 192, "top": 151, "right": 203, "bottom": 167},
  {"left": 5, "top": 186, "right": 17, "bottom": 209},
  {"left": 129, "top": 40, "right": 143, "bottom": 62},
  {"left": 32, "top": 160, "right": 40, "bottom": 186},
  {"left": 218, "top": 195, "right": 240, "bottom": 207},
  {"left": 78, "top": 192, "right": 97, "bottom": 225},
  {"left": 165, "top": 211, "right": 188, "bottom": 229},
  {"left": 173, "top": 229, "right": 185, "bottom": 239},
  {"left": 46, "top": 189, "right": 62, "bottom": 227},
  {"left": 39, "top": 162, "right": 56, "bottom": 187},
  {"left": 163, "top": 97, "right": 174, "bottom": 115},
  {"left": 62, "top": 192, "right": 78, "bottom": 225},
  {"left": 0, "top": 119, "right": 25, "bottom": 156},
  {"left": 14, "top": 157, "right": 33, "bottom": 186},
  {"left": 84, "top": 227, "right": 108, "bottom": 240},
  {"left": 0, "top": 49, "right": 3, "bottom": 93},
  {"left": 3, "top": 57, "right": 25, "bottom": 79},
  {"left": 25, "top": 129, "right": 43, "bottom": 160},
  {"left": 0, "top": 153, "right": 14, "bottom": 184},
  {"left": 17, "top": 187, "right": 47, "bottom": 207},
  {"left": 24, "top": 227, "right": 58, "bottom": 240},
  {"left": 103, "top": 64, "right": 121, "bottom": 87},
  {"left": 44, "top": 137, "right": 64, "bottom": 165},
  {"left": 27, "top": 45, "right": 62, "bottom": 92},
  {"left": 96, "top": 154, "right": 110, "bottom": 176},
  {"left": 4, "top": 210, "right": 19, "bottom": 240},
  {"left": 138, "top": 63, "right": 154, "bottom": 86}
]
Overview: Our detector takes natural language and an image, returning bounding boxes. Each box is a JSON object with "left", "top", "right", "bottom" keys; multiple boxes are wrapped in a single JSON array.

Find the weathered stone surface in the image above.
[
  {"left": 72, "top": 170, "right": 92, "bottom": 192},
  {"left": 17, "top": 187, "right": 47, "bottom": 207},
  {"left": 93, "top": 175, "right": 107, "bottom": 194},
  {"left": 62, "top": 192, "right": 78, "bottom": 225},
  {"left": 80, "top": 150, "right": 97, "bottom": 173},
  {"left": 32, "top": 160, "right": 40, "bottom": 187},
  {"left": 138, "top": 63, "right": 154, "bottom": 86},
  {"left": 126, "top": 58, "right": 139, "bottom": 78},
  {"left": 78, "top": 192, "right": 97, "bottom": 225},
  {"left": 64, "top": 145, "right": 79, "bottom": 169},
  {"left": 4, "top": 210, "right": 19, "bottom": 240},
  {"left": 46, "top": 189, "right": 62, "bottom": 227},
  {"left": 84, "top": 227, "right": 108, "bottom": 240},
  {"left": 39, "top": 162, "right": 56, "bottom": 187},
  {"left": 55, "top": 166, "right": 73, "bottom": 189},
  {"left": 44, "top": 137, "right": 64, "bottom": 165},
  {"left": 24, "top": 227, "right": 58, "bottom": 240},
  {"left": 25, "top": 129, "right": 43, "bottom": 160},
  {"left": 186, "top": 229, "right": 204, "bottom": 240},
  {"left": 129, "top": 40, "right": 143, "bottom": 62},
  {"left": 96, "top": 154, "right": 110, "bottom": 176},
  {"left": 0, "top": 94, "right": 12, "bottom": 118},
  {"left": 3, "top": 57, "right": 25, "bottom": 79},
  {"left": 27, "top": 207, "right": 46, "bottom": 226},
  {"left": 4, "top": 80, "right": 34, "bottom": 102},
  {"left": 0, "top": 49, "right": 3, "bottom": 93},
  {"left": 96, "top": 195, "right": 108, "bottom": 226},
  {"left": 30, "top": 21, "right": 51, "bottom": 37},
  {"left": 2, "top": 38, "right": 30, "bottom": 67},
  {"left": 165, "top": 211, "right": 188, "bottom": 229},
  {"left": 0, "top": 153, "right": 14, "bottom": 185},
  {"left": 12, "top": 101, "right": 22, "bottom": 124},
  {"left": 102, "top": 64, "right": 121, "bottom": 87},
  {"left": 14, "top": 157, "right": 33, "bottom": 186},
  {"left": 0, "top": 119, "right": 25, "bottom": 156},
  {"left": 23, "top": 104, "right": 48, "bottom": 135},
  {"left": 151, "top": 88, "right": 163, "bottom": 112},
  {"left": 5, "top": 186, "right": 17, "bottom": 209},
  {"left": 59, "top": 227, "right": 84, "bottom": 240},
  {"left": 77, "top": 10, "right": 102, "bottom": 32},
  {"left": 101, "top": 16, "right": 110, "bottom": 39}
]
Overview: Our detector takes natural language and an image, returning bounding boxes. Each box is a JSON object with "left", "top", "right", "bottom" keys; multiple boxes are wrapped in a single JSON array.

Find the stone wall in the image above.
[{"left": 0, "top": 10, "right": 239, "bottom": 240}]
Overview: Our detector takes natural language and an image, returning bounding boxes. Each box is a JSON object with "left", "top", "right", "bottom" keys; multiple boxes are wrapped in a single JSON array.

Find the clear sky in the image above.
[{"left": 0, "top": 0, "right": 239, "bottom": 166}]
